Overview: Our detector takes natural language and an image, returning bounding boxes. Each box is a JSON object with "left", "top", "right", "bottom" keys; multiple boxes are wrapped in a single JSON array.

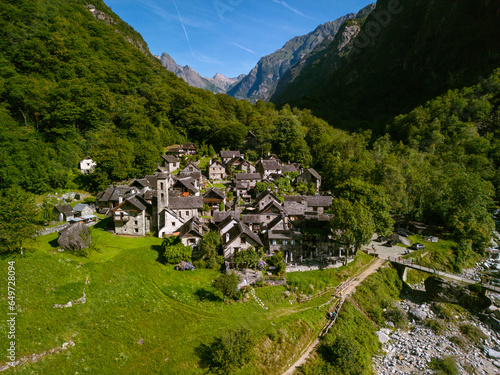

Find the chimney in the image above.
[{"left": 118, "top": 196, "right": 123, "bottom": 204}]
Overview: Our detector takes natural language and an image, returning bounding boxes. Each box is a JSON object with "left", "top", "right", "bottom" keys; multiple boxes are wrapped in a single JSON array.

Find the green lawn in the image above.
[{"left": 0, "top": 226, "right": 333, "bottom": 374}]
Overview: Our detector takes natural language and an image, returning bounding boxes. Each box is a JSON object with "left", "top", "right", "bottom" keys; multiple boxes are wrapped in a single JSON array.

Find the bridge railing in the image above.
[{"left": 388, "top": 257, "right": 500, "bottom": 293}]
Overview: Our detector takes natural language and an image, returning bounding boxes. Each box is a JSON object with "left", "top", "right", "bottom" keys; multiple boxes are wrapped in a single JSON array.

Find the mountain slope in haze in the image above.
[
  {"left": 155, "top": 52, "right": 243, "bottom": 93},
  {"left": 271, "top": 0, "right": 500, "bottom": 133},
  {"left": 227, "top": 3, "right": 376, "bottom": 102}
]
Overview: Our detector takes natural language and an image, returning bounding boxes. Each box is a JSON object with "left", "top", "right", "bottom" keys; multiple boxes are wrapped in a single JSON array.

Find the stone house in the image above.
[
  {"left": 73, "top": 203, "right": 94, "bottom": 217},
  {"left": 220, "top": 150, "right": 242, "bottom": 164},
  {"left": 54, "top": 204, "right": 74, "bottom": 222},
  {"left": 158, "top": 196, "right": 203, "bottom": 238},
  {"left": 255, "top": 190, "right": 281, "bottom": 212},
  {"left": 235, "top": 173, "right": 261, "bottom": 189},
  {"left": 226, "top": 157, "right": 255, "bottom": 174},
  {"left": 178, "top": 217, "right": 205, "bottom": 250},
  {"left": 203, "top": 187, "right": 226, "bottom": 209},
  {"left": 165, "top": 143, "right": 197, "bottom": 157},
  {"left": 296, "top": 168, "right": 322, "bottom": 192},
  {"left": 172, "top": 177, "right": 199, "bottom": 196},
  {"left": 112, "top": 195, "right": 152, "bottom": 236},
  {"left": 256, "top": 159, "right": 282, "bottom": 179},
  {"left": 179, "top": 162, "right": 203, "bottom": 184},
  {"left": 220, "top": 220, "right": 263, "bottom": 261},
  {"left": 161, "top": 155, "right": 180, "bottom": 172},
  {"left": 208, "top": 161, "right": 226, "bottom": 180}
]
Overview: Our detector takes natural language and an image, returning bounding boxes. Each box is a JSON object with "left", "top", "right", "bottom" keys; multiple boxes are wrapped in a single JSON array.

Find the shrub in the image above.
[
  {"left": 162, "top": 236, "right": 192, "bottom": 264},
  {"left": 459, "top": 323, "right": 487, "bottom": 345},
  {"left": 198, "top": 329, "right": 255, "bottom": 374},
  {"left": 384, "top": 307, "right": 407, "bottom": 328},
  {"left": 448, "top": 335, "right": 466, "bottom": 348},
  {"left": 424, "top": 319, "right": 445, "bottom": 335},
  {"left": 213, "top": 273, "right": 241, "bottom": 302},
  {"left": 428, "top": 356, "right": 459, "bottom": 375},
  {"left": 320, "top": 336, "right": 364, "bottom": 375}
]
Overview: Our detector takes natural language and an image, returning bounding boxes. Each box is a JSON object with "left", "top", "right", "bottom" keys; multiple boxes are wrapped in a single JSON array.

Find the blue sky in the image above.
[{"left": 105, "top": 0, "right": 373, "bottom": 78}]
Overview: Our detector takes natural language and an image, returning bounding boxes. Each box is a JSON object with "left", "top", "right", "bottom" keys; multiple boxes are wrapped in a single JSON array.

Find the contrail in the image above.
[
  {"left": 171, "top": 0, "right": 194, "bottom": 55},
  {"left": 232, "top": 42, "right": 256, "bottom": 54},
  {"left": 270, "top": 0, "right": 312, "bottom": 18}
]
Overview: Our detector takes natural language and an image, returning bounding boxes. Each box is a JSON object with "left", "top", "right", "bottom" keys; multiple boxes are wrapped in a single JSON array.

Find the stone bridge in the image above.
[{"left": 389, "top": 257, "right": 500, "bottom": 294}]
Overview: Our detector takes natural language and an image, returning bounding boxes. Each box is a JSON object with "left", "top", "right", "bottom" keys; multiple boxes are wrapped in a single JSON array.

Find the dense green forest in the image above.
[{"left": 0, "top": 0, "right": 498, "bottom": 258}]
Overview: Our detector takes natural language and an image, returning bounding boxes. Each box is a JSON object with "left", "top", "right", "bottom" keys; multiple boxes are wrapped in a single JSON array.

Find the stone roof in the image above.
[
  {"left": 126, "top": 195, "right": 149, "bottom": 211},
  {"left": 225, "top": 222, "right": 263, "bottom": 247},
  {"left": 55, "top": 204, "right": 73, "bottom": 215},
  {"left": 235, "top": 173, "right": 261, "bottom": 181},
  {"left": 204, "top": 187, "right": 225, "bottom": 200},
  {"left": 73, "top": 203, "right": 90, "bottom": 212},
  {"left": 145, "top": 175, "right": 158, "bottom": 186},
  {"left": 182, "top": 162, "right": 201, "bottom": 173},
  {"left": 259, "top": 159, "right": 281, "bottom": 171},
  {"left": 259, "top": 200, "right": 284, "bottom": 214},
  {"left": 169, "top": 196, "right": 203, "bottom": 210},
  {"left": 241, "top": 215, "right": 265, "bottom": 224},
  {"left": 304, "top": 196, "right": 333, "bottom": 207},
  {"left": 282, "top": 164, "right": 299, "bottom": 173},
  {"left": 161, "top": 155, "right": 179, "bottom": 163},
  {"left": 306, "top": 168, "right": 321, "bottom": 180},
  {"left": 174, "top": 177, "right": 198, "bottom": 194},
  {"left": 214, "top": 211, "right": 238, "bottom": 223},
  {"left": 179, "top": 217, "right": 204, "bottom": 238},
  {"left": 209, "top": 160, "right": 225, "bottom": 168},
  {"left": 220, "top": 150, "right": 241, "bottom": 159}
]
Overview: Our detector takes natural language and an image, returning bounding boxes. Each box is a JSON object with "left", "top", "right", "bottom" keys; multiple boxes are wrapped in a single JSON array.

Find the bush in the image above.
[
  {"left": 162, "top": 236, "right": 192, "bottom": 264},
  {"left": 213, "top": 273, "right": 241, "bottom": 302},
  {"left": 320, "top": 336, "right": 364, "bottom": 375},
  {"left": 384, "top": 307, "right": 407, "bottom": 328},
  {"left": 198, "top": 329, "right": 255, "bottom": 374},
  {"left": 459, "top": 323, "right": 487, "bottom": 345},
  {"left": 428, "top": 356, "right": 459, "bottom": 375},
  {"left": 448, "top": 335, "right": 466, "bottom": 348},
  {"left": 424, "top": 319, "right": 445, "bottom": 335}
]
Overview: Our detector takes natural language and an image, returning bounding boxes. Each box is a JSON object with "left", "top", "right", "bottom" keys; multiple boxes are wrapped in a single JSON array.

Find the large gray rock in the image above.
[
  {"left": 57, "top": 223, "right": 91, "bottom": 251},
  {"left": 425, "top": 276, "right": 491, "bottom": 311},
  {"left": 409, "top": 307, "right": 427, "bottom": 322},
  {"left": 375, "top": 330, "right": 391, "bottom": 344},
  {"left": 488, "top": 349, "right": 500, "bottom": 359}
]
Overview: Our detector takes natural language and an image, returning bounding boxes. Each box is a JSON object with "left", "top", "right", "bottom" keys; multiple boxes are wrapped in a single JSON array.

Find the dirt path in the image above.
[{"left": 281, "top": 258, "right": 385, "bottom": 375}]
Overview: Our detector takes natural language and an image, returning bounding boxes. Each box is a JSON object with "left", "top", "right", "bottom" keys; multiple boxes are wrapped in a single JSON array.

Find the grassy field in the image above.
[
  {"left": 0, "top": 225, "right": 349, "bottom": 374},
  {"left": 405, "top": 234, "right": 482, "bottom": 274}
]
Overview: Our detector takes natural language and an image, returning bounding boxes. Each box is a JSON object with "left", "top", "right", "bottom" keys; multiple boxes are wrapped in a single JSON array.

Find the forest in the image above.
[{"left": 0, "top": 0, "right": 498, "bottom": 259}]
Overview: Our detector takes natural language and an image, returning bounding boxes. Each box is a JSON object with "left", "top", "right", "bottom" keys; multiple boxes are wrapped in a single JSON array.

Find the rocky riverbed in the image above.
[{"left": 373, "top": 297, "right": 500, "bottom": 374}]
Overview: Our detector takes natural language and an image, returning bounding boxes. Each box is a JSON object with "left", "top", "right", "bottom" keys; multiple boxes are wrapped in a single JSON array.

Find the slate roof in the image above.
[
  {"left": 214, "top": 211, "right": 238, "bottom": 224},
  {"left": 225, "top": 222, "right": 263, "bottom": 247},
  {"left": 259, "top": 159, "right": 281, "bottom": 171},
  {"left": 259, "top": 200, "right": 284, "bottom": 214},
  {"left": 179, "top": 217, "right": 204, "bottom": 238},
  {"left": 181, "top": 162, "right": 201, "bottom": 173},
  {"left": 204, "top": 187, "right": 225, "bottom": 200},
  {"left": 73, "top": 203, "right": 90, "bottom": 212},
  {"left": 162, "top": 155, "right": 179, "bottom": 163},
  {"left": 209, "top": 161, "right": 225, "bottom": 169},
  {"left": 145, "top": 175, "right": 158, "bottom": 186},
  {"left": 241, "top": 215, "right": 265, "bottom": 224},
  {"left": 181, "top": 143, "right": 196, "bottom": 149},
  {"left": 306, "top": 168, "right": 321, "bottom": 180},
  {"left": 235, "top": 181, "right": 249, "bottom": 189},
  {"left": 304, "top": 196, "right": 333, "bottom": 207},
  {"left": 235, "top": 173, "right": 261, "bottom": 181},
  {"left": 55, "top": 204, "right": 73, "bottom": 215},
  {"left": 255, "top": 190, "right": 281, "bottom": 204},
  {"left": 126, "top": 195, "right": 149, "bottom": 211},
  {"left": 169, "top": 196, "right": 203, "bottom": 210},
  {"left": 174, "top": 177, "right": 198, "bottom": 194},
  {"left": 220, "top": 150, "right": 241, "bottom": 159},
  {"left": 282, "top": 164, "right": 299, "bottom": 173}
]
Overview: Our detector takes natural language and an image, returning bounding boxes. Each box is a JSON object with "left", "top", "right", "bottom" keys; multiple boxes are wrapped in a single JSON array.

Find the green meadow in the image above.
[{"left": 0, "top": 223, "right": 351, "bottom": 374}]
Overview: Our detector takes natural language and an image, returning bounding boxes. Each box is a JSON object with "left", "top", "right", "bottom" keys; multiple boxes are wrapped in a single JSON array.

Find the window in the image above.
[
  {"left": 186, "top": 211, "right": 190, "bottom": 216},
  {"left": 135, "top": 228, "right": 139, "bottom": 233},
  {"left": 171, "top": 222, "right": 175, "bottom": 226},
  {"left": 283, "top": 240, "right": 288, "bottom": 245},
  {"left": 134, "top": 220, "right": 138, "bottom": 225},
  {"left": 160, "top": 182, "right": 164, "bottom": 190},
  {"left": 241, "top": 237, "right": 246, "bottom": 244},
  {"left": 271, "top": 240, "right": 277, "bottom": 245},
  {"left": 266, "top": 216, "right": 271, "bottom": 220},
  {"left": 291, "top": 240, "right": 295, "bottom": 245}
]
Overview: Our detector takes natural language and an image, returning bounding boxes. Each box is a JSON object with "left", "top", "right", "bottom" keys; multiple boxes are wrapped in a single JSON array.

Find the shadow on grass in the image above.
[
  {"left": 151, "top": 245, "right": 167, "bottom": 264},
  {"left": 194, "top": 342, "right": 214, "bottom": 371},
  {"left": 94, "top": 217, "right": 112, "bottom": 230},
  {"left": 195, "top": 288, "right": 221, "bottom": 302},
  {"left": 49, "top": 237, "right": 59, "bottom": 248}
]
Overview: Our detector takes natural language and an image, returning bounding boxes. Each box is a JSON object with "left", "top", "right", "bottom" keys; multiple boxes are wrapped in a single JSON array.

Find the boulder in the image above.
[
  {"left": 409, "top": 307, "right": 427, "bottom": 321},
  {"left": 488, "top": 349, "right": 500, "bottom": 359},
  {"left": 391, "top": 234, "right": 411, "bottom": 246},
  {"left": 375, "top": 330, "right": 390, "bottom": 344},
  {"left": 57, "top": 223, "right": 91, "bottom": 251},
  {"left": 425, "top": 276, "right": 491, "bottom": 311}
]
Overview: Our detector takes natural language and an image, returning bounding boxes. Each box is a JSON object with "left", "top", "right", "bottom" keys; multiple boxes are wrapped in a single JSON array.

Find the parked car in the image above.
[
  {"left": 412, "top": 243, "right": 426, "bottom": 250},
  {"left": 385, "top": 241, "right": 393, "bottom": 247},
  {"left": 377, "top": 236, "right": 388, "bottom": 242}
]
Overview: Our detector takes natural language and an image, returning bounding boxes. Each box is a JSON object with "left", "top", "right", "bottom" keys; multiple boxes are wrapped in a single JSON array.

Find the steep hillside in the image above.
[
  {"left": 271, "top": 0, "right": 500, "bottom": 134},
  {"left": 227, "top": 3, "right": 375, "bottom": 102},
  {"left": 155, "top": 52, "right": 243, "bottom": 93}
]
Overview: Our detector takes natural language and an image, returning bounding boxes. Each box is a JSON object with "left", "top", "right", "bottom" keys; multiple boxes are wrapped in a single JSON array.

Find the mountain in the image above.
[
  {"left": 155, "top": 52, "right": 243, "bottom": 93},
  {"left": 271, "top": 0, "right": 500, "bottom": 133},
  {"left": 227, "top": 3, "right": 376, "bottom": 102}
]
